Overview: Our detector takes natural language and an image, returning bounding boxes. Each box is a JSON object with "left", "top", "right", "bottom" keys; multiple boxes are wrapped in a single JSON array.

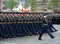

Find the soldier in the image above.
[
  {"left": 0, "top": 12, "right": 5, "bottom": 39},
  {"left": 8, "top": 13, "right": 16, "bottom": 38},
  {"left": 47, "top": 14, "right": 58, "bottom": 32},
  {"left": 33, "top": 13, "right": 39, "bottom": 33},
  {"left": 38, "top": 14, "right": 55, "bottom": 40},
  {"left": 17, "top": 14, "right": 26, "bottom": 36},
  {"left": 0, "top": 12, "right": 9, "bottom": 39},
  {"left": 12, "top": 13, "right": 22, "bottom": 37},
  {"left": 24, "top": 14, "right": 33, "bottom": 35},
  {"left": 19, "top": 14, "right": 30, "bottom": 35},
  {"left": 25, "top": 13, "right": 35, "bottom": 34},
  {"left": 36, "top": 14, "right": 44, "bottom": 34},
  {"left": 23, "top": 14, "right": 33, "bottom": 35},
  {"left": 4, "top": 13, "right": 12, "bottom": 38}
]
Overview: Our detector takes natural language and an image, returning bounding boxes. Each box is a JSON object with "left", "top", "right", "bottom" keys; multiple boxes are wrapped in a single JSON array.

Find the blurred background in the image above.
[{"left": 0, "top": 0, "right": 60, "bottom": 12}]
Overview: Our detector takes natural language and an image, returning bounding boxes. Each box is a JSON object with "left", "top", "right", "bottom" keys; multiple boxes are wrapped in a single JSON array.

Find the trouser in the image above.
[
  {"left": 11, "top": 24, "right": 19, "bottom": 37},
  {"left": 48, "top": 22, "right": 54, "bottom": 32},
  {"left": 28, "top": 23, "right": 37, "bottom": 34},
  {"left": 8, "top": 24, "right": 16, "bottom": 37},
  {"left": 12, "top": 23, "right": 22, "bottom": 36},
  {"left": 0, "top": 24, "right": 5, "bottom": 38},
  {"left": 20, "top": 23, "right": 31, "bottom": 35},
  {"left": 32, "top": 23, "right": 39, "bottom": 33},
  {"left": 48, "top": 22, "right": 57, "bottom": 32},
  {"left": 0, "top": 24, "right": 13, "bottom": 38},
  {"left": 37, "top": 22, "right": 43, "bottom": 34},
  {"left": 23, "top": 23, "right": 33, "bottom": 35},
  {"left": 4, "top": 24, "right": 11, "bottom": 38},
  {"left": 51, "top": 23, "right": 57, "bottom": 31},
  {"left": 17, "top": 23, "right": 26, "bottom": 36},
  {"left": 0, "top": 24, "right": 8, "bottom": 38},
  {"left": 39, "top": 24, "right": 54, "bottom": 39}
]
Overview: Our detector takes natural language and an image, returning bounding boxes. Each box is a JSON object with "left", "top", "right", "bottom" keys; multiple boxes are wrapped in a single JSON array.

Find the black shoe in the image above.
[
  {"left": 51, "top": 36, "right": 55, "bottom": 39},
  {"left": 51, "top": 30, "right": 58, "bottom": 32},
  {"left": 38, "top": 38, "right": 42, "bottom": 40},
  {"left": 55, "top": 30, "right": 58, "bottom": 32},
  {"left": 53, "top": 30, "right": 58, "bottom": 32}
]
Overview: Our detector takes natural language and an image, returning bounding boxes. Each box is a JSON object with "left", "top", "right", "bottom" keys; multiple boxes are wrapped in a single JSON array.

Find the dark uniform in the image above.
[
  {"left": 47, "top": 14, "right": 58, "bottom": 32},
  {"left": 38, "top": 14, "right": 55, "bottom": 40}
]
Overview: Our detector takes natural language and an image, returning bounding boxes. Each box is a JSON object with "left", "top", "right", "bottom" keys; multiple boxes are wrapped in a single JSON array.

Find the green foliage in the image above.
[
  {"left": 24, "top": 0, "right": 29, "bottom": 8},
  {"left": 4, "top": 0, "right": 17, "bottom": 9},
  {"left": 25, "top": 0, "right": 37, "bottom": 11},
  {"left": 48, "top": 0, "right": 60, "bottom": 10},
  {"left": 29, "top": 0, "right": 37, "bottom": 11}
]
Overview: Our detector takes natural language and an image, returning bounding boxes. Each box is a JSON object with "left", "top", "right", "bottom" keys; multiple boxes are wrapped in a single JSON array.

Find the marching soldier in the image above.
[
  {"left": 24, "top": 13, "right": 34, "bottom": 34},
  {"left": 37, "top": 14, "right": 43, "bottom": 33},
  {"left": 47, "top": 14, "right": 58, "bottom": 32},
  {"left": 33, "top": 13, "right": 39, "bottom": 33},
  {"left": 0, "top": 13, "right": 9, "bottom": 39},
  {"left": 38, "top": 14, "right": 55, "bottom": 40},
  {"left": 0, "top": 13, "right": 5, "bottom": 39},
  {"left": 24, "top": 14, "right": 33, "bottom": 35},
  {"left": 15, "top": 14, "right": 26, "bottom": 36}
]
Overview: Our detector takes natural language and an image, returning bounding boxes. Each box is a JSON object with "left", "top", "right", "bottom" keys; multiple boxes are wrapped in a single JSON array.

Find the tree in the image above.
[
  {"left": 3, "top": 0, "right": 17, "bottom": 11},
  {"left": 29, "top": 0, "right": 37, "bottom": 11},
  {"left": 24, "top": 0, "right": 29, "bottom": 8},
  {"left": 48, "top": 0, "right": 60, "bottom": 10}
]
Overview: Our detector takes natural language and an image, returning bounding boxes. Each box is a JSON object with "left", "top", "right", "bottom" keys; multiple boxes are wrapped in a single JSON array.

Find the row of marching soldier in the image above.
[{"left": 0, "top": 13, "right": 58, "bottom": 40}]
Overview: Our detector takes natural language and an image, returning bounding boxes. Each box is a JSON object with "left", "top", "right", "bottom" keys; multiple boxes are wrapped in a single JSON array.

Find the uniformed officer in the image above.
[
  {"left": 36, "top": 14, "right": 44, "bottom": 34},
  {"left": 33, "top": 13, "right": 39, "bottom": 33},
  {"left": 12, "top": 13, "right": 22, "bottom": 37},
  {"left": 0, "top": 12, "right": 9, "bottom": 39},
  {"left": 8, "top": 13, "right": 16, "bottom": 38},
  {"left": 17, "top": 14, "right": 27, "bottom": 36},
  {"left": 0, "top": 12, "right": 5, "bottom": 39},
  {"left": 23, "top": 14, "right": 33, "bottom": 35},
  {"left": 38, "top": 14, "right": 55, "bottom": 40},
  {"left": 47, "top": 14, "right": 58, "bottom": 32}
]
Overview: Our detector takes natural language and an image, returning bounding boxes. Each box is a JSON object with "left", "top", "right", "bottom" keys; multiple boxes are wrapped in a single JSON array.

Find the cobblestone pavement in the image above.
[{"left": 0, "top": 25, "right": 60, "bottom": 44}]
